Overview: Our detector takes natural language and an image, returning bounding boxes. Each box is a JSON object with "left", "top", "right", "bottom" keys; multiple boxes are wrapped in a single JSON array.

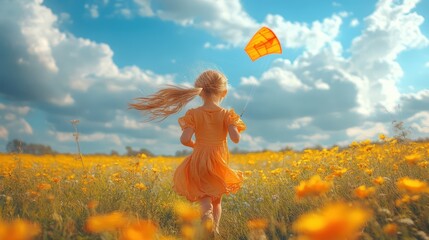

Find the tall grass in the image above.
[{"left": 0, "top": 137, "right": 428, "bottom": 239}]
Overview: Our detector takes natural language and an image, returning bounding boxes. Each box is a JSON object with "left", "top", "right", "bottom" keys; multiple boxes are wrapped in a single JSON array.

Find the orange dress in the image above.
[{"left": 173, "top": 107, "right": 246, "bottom": 202}]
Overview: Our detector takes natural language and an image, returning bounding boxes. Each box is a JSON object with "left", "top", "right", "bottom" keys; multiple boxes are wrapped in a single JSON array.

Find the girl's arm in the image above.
[
  {"left": 228, "top": 125, "right": 240, "bottom": 143},
  {"left": 180, "top": 128, "right": 195, "bottom": 148}
]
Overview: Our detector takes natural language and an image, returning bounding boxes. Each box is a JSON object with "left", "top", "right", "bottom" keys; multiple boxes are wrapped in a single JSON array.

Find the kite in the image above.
[{"left": 245, "top": 26, "right": 282, "bottom": 61}]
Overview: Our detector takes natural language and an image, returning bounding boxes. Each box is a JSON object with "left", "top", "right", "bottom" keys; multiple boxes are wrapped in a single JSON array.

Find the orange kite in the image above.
[{"left": 245, "top": 27, "right": 282, "bottom": 61}]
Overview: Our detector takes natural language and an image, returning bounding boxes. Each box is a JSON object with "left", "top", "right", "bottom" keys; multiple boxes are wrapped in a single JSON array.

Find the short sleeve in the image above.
[
  {"left": 226, "top": 109, "right": 246, "bottom": 133},
  {"left": 178, "top": 109, "right": 195, "bottom": 130}
]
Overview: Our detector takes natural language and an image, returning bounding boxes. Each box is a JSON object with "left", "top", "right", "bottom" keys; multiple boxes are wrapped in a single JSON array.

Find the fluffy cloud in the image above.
[
  {"left": 0, "top": 103, "right": 33, "bottom": 140},
  {"left": 407, "top": 111, "right": 429, "bottom": 133},
  {"left": 131, "top": 0, "right": 345, "bottom": 54},
  {"left": 346, "top": 122, "right": 388, "bottom": 140},
  {"left": 0, "top": 126, "right": 8, "bottom": 140}
]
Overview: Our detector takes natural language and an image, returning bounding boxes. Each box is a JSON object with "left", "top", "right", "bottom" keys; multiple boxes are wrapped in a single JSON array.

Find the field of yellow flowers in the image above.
[{"left": 1, "top": 135, "right": 428, "bottom": 240}]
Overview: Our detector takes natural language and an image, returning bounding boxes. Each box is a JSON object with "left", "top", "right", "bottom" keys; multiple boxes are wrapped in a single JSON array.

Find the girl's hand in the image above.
[{"left": 180, "top": 128, "right": 195, "bottom": 148}]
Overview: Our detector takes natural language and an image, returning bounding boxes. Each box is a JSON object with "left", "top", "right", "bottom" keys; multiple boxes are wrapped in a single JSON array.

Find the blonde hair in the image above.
[{"left": 129, "top": 70, "right": 228, "bottom": 121}]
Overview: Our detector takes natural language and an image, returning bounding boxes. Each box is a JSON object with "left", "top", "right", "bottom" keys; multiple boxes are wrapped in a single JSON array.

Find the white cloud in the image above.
[
  {"left": 348, "top": 0, "right": 428, "bottom": 114},
  {"left": 0, "top": 126, "right": 8, "bottom": 140},
  {"left": 134, "top": 0, "right": 154, "bottom": 17},
  {"left": 298, "top": 133, "right": 330, "bottom": 141},
  {"left": 85, "top": 4, "right": 99, "bottom": 18},
  {"left": 18, "top": 119, "right": 33, "bottom": 135},
  {"left": 407, "top": 111, "right": 429, "bottom": 133},
  {"left": 14, "top": 106, "right": 30, "bottom": 115},
  {"left": 350, "top": 18, "right": 359, "bottom": 27},
  {"left": 261, "top": 67, "right": 310, "bottom": 92},
  {"left": 264, "top": 14, "right": 343, "bottom": 54},
  {"left": 51, "top": 131, "right": 122, "bottom": 145},
  {"left": 346, "top": 122, "right": 388, "bottom": 140},
  {"left": 50, "top": 94, "right": 75, "bottom": 106},
  {"left": 288, "top": 117, "right": 313, "bottom": 129},
  {"left": 132, "top": 0, "right": 344, "bottom": 54},
  {"left": 314, "top": 80, "right": 330, "bottom": 90},
  {"left": 240, "top": 76, "right": 260, "bottom": 86},
  {"left": 240, "top": 133, "right": 265, "bottom": 151},
  {"left": 5, "top": 113, "right": 16, "bottom": 121}
]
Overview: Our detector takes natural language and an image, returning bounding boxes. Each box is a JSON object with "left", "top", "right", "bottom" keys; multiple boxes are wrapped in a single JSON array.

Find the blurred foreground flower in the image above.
[
  {"left": 383, "top": 223, "right": 398, "bottom": 236},
  {"left": 292, "top": 202, "right": 372, "bottom": 240},
  {"left": 85, "top": 211, "right": 127, "bottom": 233},
  {"left": 0, "top": 219, "right": 41, "bottom": 240},
  {"left": 396, "top": 177, "right": 429, "bottom": 194},
  {"left": 247, "top": 218, "right": 268, "bottom": 240},
  {"left": 295, "top": 175, "right": 331, "bottom": 198},
  {"left": 174, "top": 201, "right": 200, "bottom": 223},
  {"left": 120, "top": 220, "right": 158, "bottom": 240}
]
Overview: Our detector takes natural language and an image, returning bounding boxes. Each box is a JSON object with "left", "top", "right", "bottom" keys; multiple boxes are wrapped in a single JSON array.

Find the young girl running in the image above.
[{"left": 129, "top": 69, "right": 245, "bottom": 235}]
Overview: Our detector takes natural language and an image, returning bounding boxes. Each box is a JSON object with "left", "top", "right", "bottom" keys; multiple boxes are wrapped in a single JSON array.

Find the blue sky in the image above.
[{"left": 0, "top": 0, "right": 428, "bottom": 155}]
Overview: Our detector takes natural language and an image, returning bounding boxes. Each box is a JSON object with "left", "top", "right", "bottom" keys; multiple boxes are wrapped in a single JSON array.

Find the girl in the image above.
[{"left": 129, "top": 69, "right": 245, "bottom": 235}]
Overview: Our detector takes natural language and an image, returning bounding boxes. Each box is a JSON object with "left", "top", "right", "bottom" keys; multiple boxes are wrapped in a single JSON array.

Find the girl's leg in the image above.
[
  {"left": 212, "top": 196, "right": 222, "bottom": 234},
  {"left": 199, "top": 197, "right": 214, "bottom": 223}
]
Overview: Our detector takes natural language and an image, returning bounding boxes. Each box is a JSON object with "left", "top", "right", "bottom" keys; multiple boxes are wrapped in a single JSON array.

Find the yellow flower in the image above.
[
  {"left": 270, "top": 168, "right": 283, "bottom": 175},
  {"left": 85, "top": 212, "right": 127, "bottom": 233},
  {"left": 174, "top": 201, "right": 200, "bottom": 223},
  {"left": 120, "top": 220, "right": 158, "bottom": 240},
  {"left": 135, "top": 183, "right": 147, "bottom": 191},
  {"left": 354, "top": 185, "right": 376, "bottom": 199},
  {"left": 364, "top": 168, "right": 373, "bottom": 176},
  {"left": 373, "top": 176, "right": 385, "bottom": 185},
  {"left": 292, "top": 202, "right": 372, "bottom": 240},
  {"left": 395, "top": 194, "right": 421, "bottom": 206},
  {"left": 295, "top": 175, "right": 331, "bottom": 198},
  {"left": 378, "top": 134, "right": 386, "bottom": 141},
  {"left": 404, "top": 153, "right": 422, "bottom": 164},
  {"left": 332, "top": 168, "right": 347, "bottom": 177},
  {"left": 396, "top": 177, "right": 429, "bottom": 194},
  {"left": 181, "top": 225, "right": 196, "bottom": 240}
]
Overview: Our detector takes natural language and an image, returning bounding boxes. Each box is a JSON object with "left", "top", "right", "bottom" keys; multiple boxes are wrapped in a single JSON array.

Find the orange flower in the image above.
[
  {"left": 396, "top": 177, "right": 429, "bottom": 194},
  {"left": 174, "top": 201, "right": 200, "bottom": 223},
  {"left": 85, "top": 212, "right": 127, "bottom": 233},
  {"left": 383, "top": 223, "right": 398, "bottom": 236},
  {"left": 120, "top": 220, "right": 158, "bottom": 240},
  {"left": 0, "top": 219, "right": 41, "bottom": 240},
  {"left": 247, "top": 218, "right": 268, "bottom": 230},
  {"left": 295, "top": 175, "right": 331, "bottom": 198},
  {"left": 37, "top": 183, "right": 52, "bottom": 191},
  {"left": 354, "top": 185, "right": 376, "bottom": 199},
  {"left": 87, "top": 200, "right": 99, "bottom": 210},
  {"left": 292, "top": 202, "right": 372, "bottom": 240},
  {"left": 373, "top": 176, "right": 385, "bottom": 185}
]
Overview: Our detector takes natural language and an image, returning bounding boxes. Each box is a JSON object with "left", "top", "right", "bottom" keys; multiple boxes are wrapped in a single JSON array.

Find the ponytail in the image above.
[{"left": 129, "top": 85, "right": 202, "bottom": 121}]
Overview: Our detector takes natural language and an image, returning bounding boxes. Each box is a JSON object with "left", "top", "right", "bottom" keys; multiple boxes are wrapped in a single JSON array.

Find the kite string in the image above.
[
  {"left": 240, "top": 83, "right": 257, "bottom": 117},
  {"left": 239, "top": 57, "right": 271, "bottom": 118}
]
